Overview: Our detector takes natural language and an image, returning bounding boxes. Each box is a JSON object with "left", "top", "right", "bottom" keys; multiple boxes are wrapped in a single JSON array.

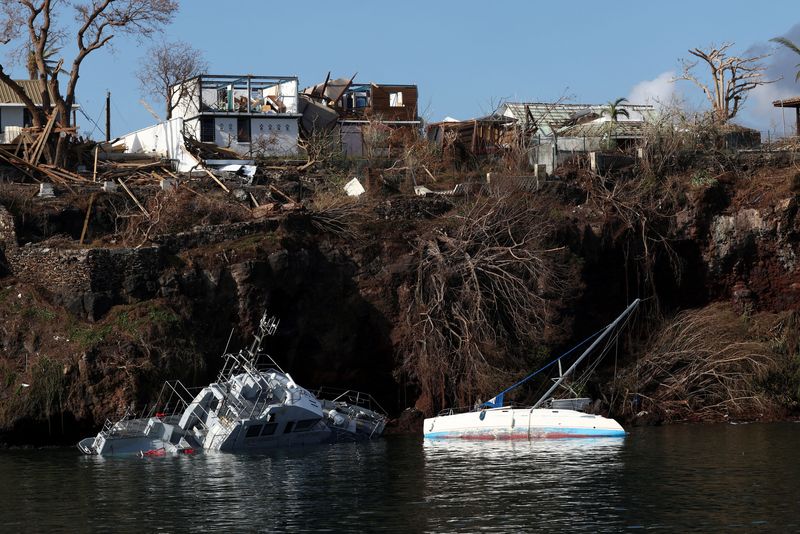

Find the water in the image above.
[{"left": 1, "top": 423, "right": 798, "bottom": 532}]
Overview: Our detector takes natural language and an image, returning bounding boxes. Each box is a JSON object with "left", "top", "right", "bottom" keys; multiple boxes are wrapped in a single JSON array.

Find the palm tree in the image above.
[
  {"left": 770, "top": 37, "right": 800, "bottom": 82},
  {"left": 26, "top": 46, "right": 60, "bottom": 79},
  {"left": 600, "top": 97, "right": 630, "bottom": 150},
  {"left": 601, "top": 97, "right": 630, "bottom": 122}
]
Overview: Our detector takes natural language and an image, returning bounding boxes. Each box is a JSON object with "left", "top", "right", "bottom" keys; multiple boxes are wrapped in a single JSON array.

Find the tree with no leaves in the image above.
[
  {"left": 0, "top": 0, "right": 179, "bottom": 164},
  {"left": 675, "top": 42, "right": 776, "bottom": 124},
  {"left": 136, "top": 40, "right": 208, "bottom": 121},
  {"left": 399, "top": 194, "right": 571, "bottom": 414}
]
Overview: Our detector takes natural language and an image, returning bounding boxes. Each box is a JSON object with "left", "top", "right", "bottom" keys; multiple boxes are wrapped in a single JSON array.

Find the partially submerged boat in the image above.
[
  {"left": 78, "top": 312, "right": 386, "bottom": 456},
  {"left": 423, "top": 299, "right": 640, "bottom": 440}
]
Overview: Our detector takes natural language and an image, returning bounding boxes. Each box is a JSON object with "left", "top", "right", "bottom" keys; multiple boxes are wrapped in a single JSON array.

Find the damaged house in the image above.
[
  {"left": 116, "top": 74, "right": 301, "bottom": 174},
  {"left": 301, "top": 75, "right": 420, "bottom": 157},
  {"left": 426, "top": 114, "right": 516, "bottom": 160},
  {"left": 498, "top": 102, "right": 655, "bottom": 174},
  {"left": 0, "top": 79, "right": 79, "bottom": 144},
  {"left": 173, "top": 74, "right": 300, "bottom": 156}
]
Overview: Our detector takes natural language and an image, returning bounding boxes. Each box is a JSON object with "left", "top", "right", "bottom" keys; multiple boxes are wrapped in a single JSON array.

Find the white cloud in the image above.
[
  {"left": 738, "top": 23, "right": 800, "bottom": 135},
  {"left": 627, "top": 71, "right": 676, "bottom": 108}
]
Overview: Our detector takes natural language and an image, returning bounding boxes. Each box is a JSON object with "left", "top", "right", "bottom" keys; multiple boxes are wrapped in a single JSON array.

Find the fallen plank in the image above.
[
  {"left": 117, "top": 178, "right": 150, "bottom": 218},
  {"left": 205, "top": 168, "right": 230, "bottom": 193},
  {"left": 79, "top": 192, "right": 96, "bottom": 245},
  {"left": 92, "top": 145, "right": 99, "bottom": 182},
  {"left": 269, "top": 185, "right": 294, "bottom": 204}
]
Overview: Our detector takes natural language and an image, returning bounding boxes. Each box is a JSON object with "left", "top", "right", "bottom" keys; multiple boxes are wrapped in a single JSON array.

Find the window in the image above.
[
  {"left": 200, "top": 117, "right": 215, "bottom": 142},
  {"left": 389, "top": 91, "right": 404, "bottom": 107},
  {"left": 245, "top": 424, "right": 263, "bottom": 438},
  {"left": 237, "top": 118, "right": 251, "bottom": 143},
  {"left": 260, "top": 423, "right": 278, "bottom": 436},
  {"left": 283, "top": 421, "right": 295, "bottom": 434},
  {"left": 293, "top": 419, "right": 320, "bottom": 432}
]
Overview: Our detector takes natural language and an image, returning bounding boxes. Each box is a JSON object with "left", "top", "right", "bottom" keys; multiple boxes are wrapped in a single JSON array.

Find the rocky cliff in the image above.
[{"left": 0, "top": 158, "right": 798, "bottom": 444}]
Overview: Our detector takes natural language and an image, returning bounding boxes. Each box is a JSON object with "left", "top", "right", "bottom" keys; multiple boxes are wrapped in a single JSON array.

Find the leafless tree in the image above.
[
  {"left": 135, "top": 40, "right": 208, "bottom": 120},
  {"left": 399, "top": 194, "right": 571, "bottom": 414},
  {"left": 0, "top": 0, "right": 178, "bottom": 164},
  {"left": 675, "top": 43, "right": 776, "bottom": 123}
]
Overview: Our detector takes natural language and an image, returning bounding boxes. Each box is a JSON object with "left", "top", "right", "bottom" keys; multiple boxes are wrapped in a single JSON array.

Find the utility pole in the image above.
[{"left": 105, "top": 90, "right": 111, "bottom": 142}]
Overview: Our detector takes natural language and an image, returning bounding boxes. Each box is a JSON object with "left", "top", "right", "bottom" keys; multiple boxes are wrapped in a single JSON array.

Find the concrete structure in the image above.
[
  {"left": 115, "top": 117, "right": 201, "bottom": 172},
  {"left": 171, "top": 74, "right": 301, "bottom": 157}
]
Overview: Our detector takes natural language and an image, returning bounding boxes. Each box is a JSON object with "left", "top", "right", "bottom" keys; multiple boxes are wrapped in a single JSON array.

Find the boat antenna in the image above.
[
  {"left": 532, "top": 298, "right": 640, "bottom": 409},
  {"left": 222, "top": 327, "right": 235, "bottom": 356},
  {"left": 249, "top": 310, "right": 280, "bottom": 355}
]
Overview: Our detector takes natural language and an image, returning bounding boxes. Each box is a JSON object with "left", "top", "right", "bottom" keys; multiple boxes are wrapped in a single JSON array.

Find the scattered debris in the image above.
[
  {"left": 37, "top": 183, "right": 55, "bottom": 198},
  {"left": 344, "top": 178, "right": 365, "bottom": 197}
]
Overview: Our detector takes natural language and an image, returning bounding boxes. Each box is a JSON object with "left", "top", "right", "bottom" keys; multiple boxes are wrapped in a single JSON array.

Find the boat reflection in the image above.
[{"left": 422, "top": 437, "right": 626, "bottom": 532}]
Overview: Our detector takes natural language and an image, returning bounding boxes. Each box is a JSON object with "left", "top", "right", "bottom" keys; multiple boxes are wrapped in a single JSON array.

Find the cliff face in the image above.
[{"left": 0, "top": 162, "right": 798, "bottom": 444}]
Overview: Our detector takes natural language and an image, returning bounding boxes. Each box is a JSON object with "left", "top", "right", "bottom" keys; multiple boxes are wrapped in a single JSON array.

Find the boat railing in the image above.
[
  {"left": 316, "top": 387, "right": 388, "bottom": 416},
  {"left": 436, "top": 406, "right": 475, "bottom": 417},
  {"left": 436, "top": 402, "right": 532, "bottom": 417},
  {"left": 146, "top": 380, "right": 214, "bottom": 433}
]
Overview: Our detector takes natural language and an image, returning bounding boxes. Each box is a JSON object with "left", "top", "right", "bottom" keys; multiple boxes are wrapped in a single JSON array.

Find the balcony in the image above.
[{"left": 195, "top": 75, "right": 299, "bottom": 116}]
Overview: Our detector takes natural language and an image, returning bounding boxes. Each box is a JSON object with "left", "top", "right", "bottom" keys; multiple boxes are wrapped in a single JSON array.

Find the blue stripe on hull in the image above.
[{"left": 424, "top": 426, "right": 626, "bottom": 440}]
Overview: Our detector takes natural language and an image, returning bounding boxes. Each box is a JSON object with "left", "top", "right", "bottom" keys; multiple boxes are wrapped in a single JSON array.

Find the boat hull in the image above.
[{"left": 423, "top": 408, "right": 625, "bottom": 440}]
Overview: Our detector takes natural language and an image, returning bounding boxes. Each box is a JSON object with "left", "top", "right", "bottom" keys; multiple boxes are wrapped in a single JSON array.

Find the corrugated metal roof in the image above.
[
  {"left": 0, "top": 79, "right": 54, "bottom": 105},
  {"left": 558, "top": 120, "right": 649, "bottom": 139},
  {"left": 501, "top": 102, "right": 655, "bottom": 136}
]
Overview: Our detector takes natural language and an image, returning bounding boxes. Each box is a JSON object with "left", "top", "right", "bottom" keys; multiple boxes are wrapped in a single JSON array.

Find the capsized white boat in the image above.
[
  {"left": 424, "top": 299, "right": 640, "bottom": 440},
  {"left": 78, "top": 311, "right": 386, "bottom": 456}
]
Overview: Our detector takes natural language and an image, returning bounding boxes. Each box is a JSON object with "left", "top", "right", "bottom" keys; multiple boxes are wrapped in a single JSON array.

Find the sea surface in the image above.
[{"left": 1, "top": 423, "right": 798, "bottom": 532}]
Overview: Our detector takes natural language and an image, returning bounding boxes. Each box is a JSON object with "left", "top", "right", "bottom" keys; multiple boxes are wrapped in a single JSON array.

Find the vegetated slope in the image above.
[{"left": 0, "top": 153, "right": 799, "bottom": 444}]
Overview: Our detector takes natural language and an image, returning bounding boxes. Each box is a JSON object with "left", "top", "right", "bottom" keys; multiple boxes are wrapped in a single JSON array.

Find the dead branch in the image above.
[{"left": 399, "top": 193, "right": 572, "bottom": 414}]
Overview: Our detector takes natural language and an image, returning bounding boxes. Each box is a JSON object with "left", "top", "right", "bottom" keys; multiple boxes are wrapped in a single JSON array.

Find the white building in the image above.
[
  {"left": 0, "top": 79, "right": 78, "bottom": 144},
  {"left": 170, "top": 74, "right": 301, "bottom": 157}
]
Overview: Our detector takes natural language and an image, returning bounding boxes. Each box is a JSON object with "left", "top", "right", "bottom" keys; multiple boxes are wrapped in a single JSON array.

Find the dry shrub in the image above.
[
  {"left": 399, "top": 193, "right": 571, "bottom": 414},
  {"left": 122, "top": 188, "right": 251, "bottom": 246},
  {"left": 308, "top": 193, "right": 363, "bottom": 239},
  {"left": 617, "top": 303, "right": 785, "bottom": 422},
  {"left": 585, "top": 163, "right": 686, "bottom": 301}
]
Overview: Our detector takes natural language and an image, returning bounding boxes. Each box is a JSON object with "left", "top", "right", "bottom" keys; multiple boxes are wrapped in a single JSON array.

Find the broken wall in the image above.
[
  {"left": 117, "top": 117, "right": 201, "bottom": 172},
  {"left": 171, "top": 78, "right": 201, "bottom": 119},
  {"left": 369, "top": 85, "right": 418, "bottom": 121},
  {"left": 8, "top": 245, "right": 162, "bottom": 320}
]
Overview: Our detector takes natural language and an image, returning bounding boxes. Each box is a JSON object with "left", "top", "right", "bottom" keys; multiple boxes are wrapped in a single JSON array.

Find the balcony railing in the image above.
[{"left": 194, "top": 74, "right": 299, "bottom": 115}]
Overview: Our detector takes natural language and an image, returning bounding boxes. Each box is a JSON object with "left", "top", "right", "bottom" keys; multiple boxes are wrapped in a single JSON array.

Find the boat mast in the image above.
[{"left": 531, "top": 298, "right": 640, "bottom": 409}]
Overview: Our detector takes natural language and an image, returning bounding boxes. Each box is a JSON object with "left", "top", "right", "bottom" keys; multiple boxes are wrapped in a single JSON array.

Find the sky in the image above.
[{"left": 4, "top": 0, "right": 800, "bottom": 138}]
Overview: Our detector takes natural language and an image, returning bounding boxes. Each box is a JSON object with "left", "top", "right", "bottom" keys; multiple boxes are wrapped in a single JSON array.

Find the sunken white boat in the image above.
[
  {"left": 424, "top": 300, "right": 639, "bottom": 441},
  {"left": 78, "top": 312, "right": 386, "bottom": 456}
]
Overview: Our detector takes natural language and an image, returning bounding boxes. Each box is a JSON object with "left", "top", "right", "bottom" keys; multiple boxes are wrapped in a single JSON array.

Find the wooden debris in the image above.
[
  {"left": 205, "top": 168, "right": 230, "bottom": 193},
  {"left": 79, "top": 193, "right": 96, "bottom": 245},
  {"left": 269, "top": 185, "right": 294, "bottom": 204},
  {"left": 92, "top": 145, "right": 99, "bottom": 182},
  {"left": 117, "top": 178, "right": 150, "bottom": 218}
]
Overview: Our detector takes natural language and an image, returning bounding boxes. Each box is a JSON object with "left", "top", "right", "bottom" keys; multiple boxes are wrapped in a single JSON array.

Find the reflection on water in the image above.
[
  {"left": 1, "top": 424, "right": 799, "bottom": 532},
  {"left": 423, "top": 438, "right": 625, "bottom": 532}
]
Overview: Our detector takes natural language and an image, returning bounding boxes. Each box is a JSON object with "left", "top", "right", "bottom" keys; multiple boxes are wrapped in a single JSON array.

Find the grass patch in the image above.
[{"left": 67, "top": 322, "right": 113, "bottom": 349}]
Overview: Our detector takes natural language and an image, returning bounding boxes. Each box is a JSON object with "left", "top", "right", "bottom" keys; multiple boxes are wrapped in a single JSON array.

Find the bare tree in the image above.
[
  {"left": 135, "top": 40, "right": 208, "bottom": 121},
  {"left": 0, "top": 0, "right": 178, "bottom": 164},
  {"left": 675, "top": 43, "right": 776, "bottom": 123},
  {"left": 399, "top": 194, "right": 571, "bottom": 414}
]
